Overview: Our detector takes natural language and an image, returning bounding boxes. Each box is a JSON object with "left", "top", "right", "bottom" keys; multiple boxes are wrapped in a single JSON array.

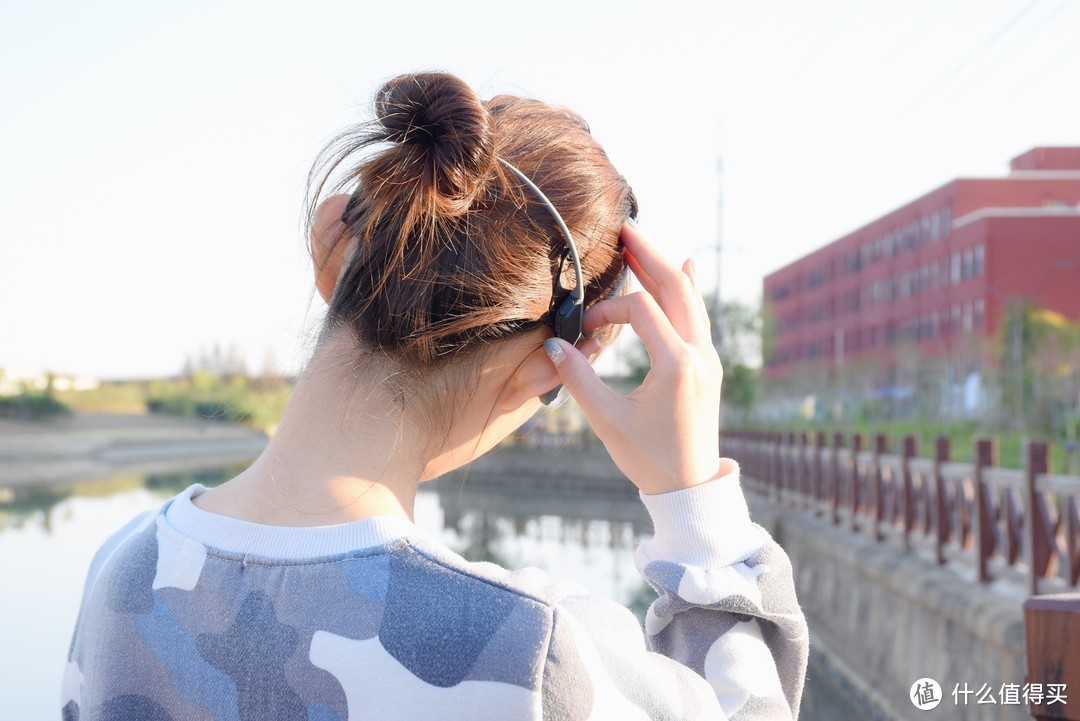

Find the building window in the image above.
[
  {"left": 962, "top": 247, "right": 973, "bottom": 279},
  {"left": 952, "top": 304, "right": 961, "bottom": 333},
  {"left": 951, "top": 252, "right": 962, "bottom": 284},
  {"left": 930, "top": 311, "right": 938, "bottom": 338},
  {"left": 921, "top": 216, "right": 931, "bottom": 245},
  {"left": 974, "top": 244, "right": 984, "bottom": 277},
  {"left": 941, "top": 206, "right": 951, "bottom": 237},
  {"left": 974, "top": 299, "right": 984, "bottom": 330},
  {"left": 963, "top": 302, "right": 973, "bottom": 333},
  {"left": 931, "top": 212, "right": 940, "bottom": 241}
]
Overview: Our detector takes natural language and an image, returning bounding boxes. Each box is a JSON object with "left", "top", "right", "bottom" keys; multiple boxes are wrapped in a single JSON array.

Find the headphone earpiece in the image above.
[{"left": 540, "top": 295, "right": 585, "bottom": 405}]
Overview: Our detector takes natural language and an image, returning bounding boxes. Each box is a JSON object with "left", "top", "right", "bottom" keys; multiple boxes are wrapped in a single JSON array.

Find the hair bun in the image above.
[{"left": 372, "top": 72, "right": 495, "bottom": 215}]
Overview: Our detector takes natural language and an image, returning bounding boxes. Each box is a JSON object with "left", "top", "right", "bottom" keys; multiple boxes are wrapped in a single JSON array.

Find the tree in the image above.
[
  {"left": 995, "top": 300, "right": 1080, "bottom": 445},
  {"left": 624, "top": 295, "right": 763, "bottom": 422},
  {"left": 182, "top": 343, "right": 250, "bottom": 380}
]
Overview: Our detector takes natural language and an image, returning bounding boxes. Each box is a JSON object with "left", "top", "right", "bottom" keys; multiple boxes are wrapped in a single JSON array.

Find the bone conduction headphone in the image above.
[
  {"left": 341, "top": 158, "right": 625, "bottom": 407},
  {"left": 497, "top": 158, "right": 586, "bottom": 405}
]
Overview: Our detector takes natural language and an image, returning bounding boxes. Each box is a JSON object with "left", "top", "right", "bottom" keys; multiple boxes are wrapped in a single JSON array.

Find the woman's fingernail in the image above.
[{"left": 543, "top": 338, "right": 565, "bottom": 365}]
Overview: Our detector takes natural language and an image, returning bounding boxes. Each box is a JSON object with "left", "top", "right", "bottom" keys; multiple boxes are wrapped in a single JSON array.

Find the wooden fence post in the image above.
[
  {"left": 873, "top": 434, "right": 887, "bottom": 542},
  {"left": 771, "top": 433, "right": 781, "bottom": 503},
  {"left": 790, "top": 431, "right": 799, "bottom": 505},
  {"left": 974, "top": 437, "right": 995, "bottom": 583},
  {"left": 902, "top": 435, "right": 917, "bottom": 551},
  {"left": 1024, "top": 594, "right": 1080, "bottom": 720},
  {"left": 1028, "top": 440, "right": 1052, "bottom": 596},
  {"left": 850, "top": 433, "right": 863, "bottom": 531},
  {"left": 935, "top": 437, "right": 950, "bottom": 566},
  {"left": 799, "top": 432, "right": 810, "bottom": 510},
  {"left": 832, "top": 432, "right": 844, "bottom": 525},
  {"left": 814, "top": 431, "right": 826, "bottom": 516}
]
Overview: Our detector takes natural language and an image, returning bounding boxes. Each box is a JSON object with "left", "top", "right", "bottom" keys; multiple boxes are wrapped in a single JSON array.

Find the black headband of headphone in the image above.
[{"left": 497, "top": 159, "right": 587, "bottom": 405}]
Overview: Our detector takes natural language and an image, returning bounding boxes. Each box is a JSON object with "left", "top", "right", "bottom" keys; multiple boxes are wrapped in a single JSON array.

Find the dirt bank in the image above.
[{"left": 0, "top": 413, "right": 267, "bottom": 488}]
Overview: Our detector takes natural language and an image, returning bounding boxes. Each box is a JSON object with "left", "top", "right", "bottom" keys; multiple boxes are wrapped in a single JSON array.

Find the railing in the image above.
[{"left": 721, "top": 430, "right": 1080, "bottom": 595}]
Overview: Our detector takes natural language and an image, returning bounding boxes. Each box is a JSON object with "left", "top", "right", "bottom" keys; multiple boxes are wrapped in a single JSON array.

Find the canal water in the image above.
[{"left": 2, "top": 461, "right": 849, "bottom": 719}]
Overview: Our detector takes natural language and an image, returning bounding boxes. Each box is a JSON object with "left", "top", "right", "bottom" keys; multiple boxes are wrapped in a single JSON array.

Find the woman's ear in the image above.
[
  {"left": 498, "top": 334, "right": 605, "bottom": 411},
  {"left": 499, "top": 343, "right": 564, "bottom": 411},
  {"left": 312, "top": 194, "right": 353, "bottom": 303}
]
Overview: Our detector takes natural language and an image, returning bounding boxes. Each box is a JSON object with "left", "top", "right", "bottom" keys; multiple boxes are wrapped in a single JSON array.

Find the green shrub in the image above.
[{"left": 0, "top": 393, "right": 73, "bottom": 421}]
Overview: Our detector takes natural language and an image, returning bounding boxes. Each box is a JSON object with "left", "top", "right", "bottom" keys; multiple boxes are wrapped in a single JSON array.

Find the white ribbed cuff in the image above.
[{"left": 638, "top": 458, "right": 767, "bottom": 568}]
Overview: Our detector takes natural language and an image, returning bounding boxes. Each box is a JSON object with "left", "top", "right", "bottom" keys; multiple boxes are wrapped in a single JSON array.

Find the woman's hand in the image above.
[{"left": 543, "top": 222, "right": 725, "bottom": 496}]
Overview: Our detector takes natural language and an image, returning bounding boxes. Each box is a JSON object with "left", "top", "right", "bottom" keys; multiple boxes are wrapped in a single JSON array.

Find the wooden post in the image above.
[
  {"left": 974, "top": 437, "right": 995, "bottom": 583},
  {"left": 850, "top": 433, "right": 863, "bottom": 531},
  {"left": 1024, "top": 594, "right": 1080, "bottom": 720},
  {"left": 1028, "top": 440, "right": 1052, "bottom": 596},
  {"left": 814, "top": 431, "right": 826, "bottom": 516},
  {"left": 873, "top": 434, "right": 887, "bottom": 541},
  {"left": 832, "top": 432, "right": 844, "bottom": 525},
  {"left": 935, "top": 437, "right": 950, "bottom": 566},
  {"left": 1069, "top": 497, "right": 1080, "bottom": 587},
  {"left": 799, "top": 432, "right": 810, "bottom": 509},
  {"left": 902, "top": 435, "right": 917, "bottom": 551},
  {"left": 790, "top": 431, "right": 799, "bottom": 505},
  {"left": 771, "top": 433, "right": 781, "bottom": 503}
]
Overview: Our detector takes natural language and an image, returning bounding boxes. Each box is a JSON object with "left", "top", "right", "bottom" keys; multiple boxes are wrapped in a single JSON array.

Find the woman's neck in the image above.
[{"left": 195, "top": 333, "right": 429, "bottom": 526}]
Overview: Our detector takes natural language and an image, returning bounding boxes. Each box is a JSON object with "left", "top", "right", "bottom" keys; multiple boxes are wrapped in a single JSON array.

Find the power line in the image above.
[
  {"left": 1013, "top": 34, "right": 1080, "bottom": 91},
  {"left": 921, "top": 0, "right": 1049, "bottom": 100},
  {"left": 949, "top": 0, "right": 1077, "bottom": 98}
]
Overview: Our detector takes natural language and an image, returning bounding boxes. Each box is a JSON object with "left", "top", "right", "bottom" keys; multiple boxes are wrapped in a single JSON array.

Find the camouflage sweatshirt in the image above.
[{"left": 62, "top": 460, "right": 809, "bottom": 720}]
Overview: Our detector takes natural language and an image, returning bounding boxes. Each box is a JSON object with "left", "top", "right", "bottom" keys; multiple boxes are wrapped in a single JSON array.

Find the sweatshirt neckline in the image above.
[{"left": 163, "top": 484, "right": 420, "bottom": 560}]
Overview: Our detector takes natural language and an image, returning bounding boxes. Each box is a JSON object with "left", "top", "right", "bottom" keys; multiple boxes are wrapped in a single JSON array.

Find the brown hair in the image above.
[{"left": 305, "top": 72, "right": 635, "bottom": 408}]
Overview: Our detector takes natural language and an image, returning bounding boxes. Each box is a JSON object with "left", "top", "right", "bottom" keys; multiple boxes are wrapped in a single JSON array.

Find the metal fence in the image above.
[{"left": 721, "top": 430, "right": 1080, "bottom": 596}]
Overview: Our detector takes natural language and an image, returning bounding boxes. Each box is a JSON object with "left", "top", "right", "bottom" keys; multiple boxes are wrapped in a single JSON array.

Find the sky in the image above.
[{"left": 2, "top": 0, "right": 1078, "bottom": 379}]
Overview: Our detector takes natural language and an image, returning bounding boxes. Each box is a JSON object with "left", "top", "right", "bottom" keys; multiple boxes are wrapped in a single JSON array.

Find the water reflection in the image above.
[{"left": 0, "top": 466, "right": 249, "bottom": 536}]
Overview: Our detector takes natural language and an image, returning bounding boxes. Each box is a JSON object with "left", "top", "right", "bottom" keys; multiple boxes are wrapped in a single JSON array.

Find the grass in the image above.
[{"left": 53, "top": 373, "right": 292, "bottom": 434}]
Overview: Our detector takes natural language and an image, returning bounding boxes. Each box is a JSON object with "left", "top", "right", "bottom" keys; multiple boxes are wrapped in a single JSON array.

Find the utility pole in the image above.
[{"left": 713, "top": 133, "right": 724, "bottom": 352}]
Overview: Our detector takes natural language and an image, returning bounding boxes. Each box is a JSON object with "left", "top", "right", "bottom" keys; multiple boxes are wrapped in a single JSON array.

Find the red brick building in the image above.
[{"left": 763, "top": 147, "right": 1080, "bottom": 395}]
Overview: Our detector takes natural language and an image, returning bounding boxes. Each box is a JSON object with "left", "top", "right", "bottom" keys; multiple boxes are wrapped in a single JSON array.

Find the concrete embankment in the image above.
[
  {"left": 747, "top": 496, "right": 1028, "bottom": 721},
  {"left": 0, "top": 413, "right": 267, "bottom": 489}
]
